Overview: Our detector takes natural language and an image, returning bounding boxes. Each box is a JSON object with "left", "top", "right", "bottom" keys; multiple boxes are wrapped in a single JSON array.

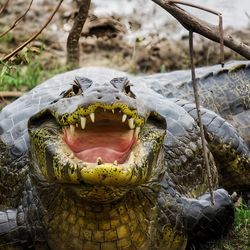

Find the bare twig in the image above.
[
  {"left": 219, "top": 14, "right": 224, "bottom": 67},
  {"left": 0, "top": 0, "right": 10, "bottom": 16},
  {"left": 66, "top": 0, "right": 91, "bottom": 68},
  {"left": 189, "top": 31, "right": 215, "bottom": 205},
  {"left": 152, "top": 0, "right": 250, "bottom": 59},
  {"left": 168, "top": 0, "right": 225, "bottom": 67},
  {"left": 0, "top": 0, "right": 33, "bottom": 39},
  {"left": 0, "top": 91, "right": 23, "bottom": 97},
  {"left": 169, "top": 0, "right": 221, "bottom": 15},
  {"left": 1, "top": 0, "right": 63, "bottom": 62}
]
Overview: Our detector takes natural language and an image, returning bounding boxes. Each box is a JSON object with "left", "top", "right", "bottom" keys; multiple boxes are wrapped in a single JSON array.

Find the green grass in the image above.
[
  {"left": 0, "top": 30, "right": 14, "bottom": 44},
  {"left": 211, "top": 204, "right": 250, "bottom": 250},
  {"left": 235, "top": 204, "right": 250, "bottom": 232},
  {"left": 0, "top": 61, "right": 42, "bottom": 91},
  {"left": 0, "top": 60, "right": 66, "bottom": 91}
]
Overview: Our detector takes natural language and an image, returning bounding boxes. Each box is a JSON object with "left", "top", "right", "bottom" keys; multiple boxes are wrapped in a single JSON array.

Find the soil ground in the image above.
[{"left": 0, "top": 0, "right": 249, "bottom": 74}]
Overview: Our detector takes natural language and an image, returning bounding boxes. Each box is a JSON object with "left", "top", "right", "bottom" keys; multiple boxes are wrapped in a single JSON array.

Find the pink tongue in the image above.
[{"left": 64, "top": 129, "right": 135, "bottom": 163}]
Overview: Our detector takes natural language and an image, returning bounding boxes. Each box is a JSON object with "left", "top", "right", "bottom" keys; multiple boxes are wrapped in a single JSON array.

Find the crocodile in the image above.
[{"left": 0, "top": 61, "right": 249, "bottom": 250}]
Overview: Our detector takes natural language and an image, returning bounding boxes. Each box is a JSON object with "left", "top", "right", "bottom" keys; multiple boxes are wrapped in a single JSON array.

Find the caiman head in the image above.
[{"left": 28, "top": 76, "right": 166, "bottom": 202}]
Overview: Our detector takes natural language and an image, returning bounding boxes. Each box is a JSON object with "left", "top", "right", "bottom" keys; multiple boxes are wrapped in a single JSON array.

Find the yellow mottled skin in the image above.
[{"left": 54, "top": 103, "right": 147, "bottom": 127}]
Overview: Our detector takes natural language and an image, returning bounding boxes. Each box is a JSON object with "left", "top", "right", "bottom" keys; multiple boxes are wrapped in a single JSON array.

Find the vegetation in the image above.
[
  {"left": 212, "top": 204, "right": 250, "bottom": 250},
  {"left": 0, "top": 61, "right": 42, "bottom": 91},
  {"left": 0, "top": 49, "right": 65, "bottom": 92}
]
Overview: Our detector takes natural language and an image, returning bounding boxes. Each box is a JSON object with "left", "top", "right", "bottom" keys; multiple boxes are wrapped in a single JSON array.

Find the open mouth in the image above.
[
  {"left": 63, "top": 108, "right": 141, "bottom": 164},
  {"left": 29, "top": 101, "right": 166, "bottom": 190}
]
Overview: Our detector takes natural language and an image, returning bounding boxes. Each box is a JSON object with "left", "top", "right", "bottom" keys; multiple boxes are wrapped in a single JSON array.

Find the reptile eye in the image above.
[
  {"left": 125, "top": 85, "right": 130, "bottom": 94},
  {"left": 124, "top": 84, "right": 136, "bottom": 99},
  {"left": 63, "top": 82, "right": 82, "bottom": 98},
  {"left": 72, "top": 84, "right": 81, "bottom": 95}
]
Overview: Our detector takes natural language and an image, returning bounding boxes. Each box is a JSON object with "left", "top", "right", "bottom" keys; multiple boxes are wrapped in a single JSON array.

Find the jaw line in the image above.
[
  {"left": 29, "top": 109, "right": 166, "bottom": 188},
  {"left": 79, "top": 163, "right": 134, "bottom": 186}
]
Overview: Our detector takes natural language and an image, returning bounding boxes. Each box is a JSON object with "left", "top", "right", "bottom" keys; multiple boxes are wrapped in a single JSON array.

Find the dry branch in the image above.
[
  {"left": 66, "top": 0, "right": 91, "bottom": 68},
  {"left": 1, "top": 0, "right": 63, "bottom": 62},
  {"left": 189, "top": 31, "right": 215, "bottom": 205},
  {"left": 0, "top": 0, "right": 33, "bottom": 39},
  {"left": 0, "top": 0, "right": 10, "bottom": 16},
  {"left": 0, "top": 91, "right": 23, "bottom": 98},
  {"left": 152, "top": 0, "right": 250, "bottom": 59}
]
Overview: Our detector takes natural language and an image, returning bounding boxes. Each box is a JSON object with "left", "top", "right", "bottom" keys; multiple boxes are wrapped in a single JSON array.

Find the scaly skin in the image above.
[
  {"left": 139, "top": 62, "right": 250, "bottom": 146},
  {"left": 0, "top": 62, "right": 249, "bottom": 249}
]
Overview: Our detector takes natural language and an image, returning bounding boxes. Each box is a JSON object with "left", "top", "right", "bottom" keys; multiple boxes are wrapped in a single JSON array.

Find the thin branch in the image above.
[
  {"left": 0, "top": 0, "right": 33, "bottom": 39},
  {"left": 167, "top": 0, "right": 225, "bottom": 67},
  {"left": 0, "top": 0, "right": 10, "bottom": 16},
  {"left": 0, "top": 91, "right": 23, "bottom": 97},
  {"left": 219, "top": 14, "right": 224, "bottom": 67},
  {"left": 66, "top": 0, "right": 91, "bottom": 68},
  {"left": 152, "top": 0, "right": 250, "bottom": 59},
  {"left": 1, "top": 0, "right": 63, "bottom": 62},
  {"left": 169, "top": 0, "right": 221, "bottom": 15},
  {"left": 189, "top": 30, "right": 215, "bottom": 205}
]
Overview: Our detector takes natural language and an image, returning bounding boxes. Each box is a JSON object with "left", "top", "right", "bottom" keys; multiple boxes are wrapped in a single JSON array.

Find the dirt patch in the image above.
[{"left": 0, "top": 0, "right": 248, "bottom": 75}]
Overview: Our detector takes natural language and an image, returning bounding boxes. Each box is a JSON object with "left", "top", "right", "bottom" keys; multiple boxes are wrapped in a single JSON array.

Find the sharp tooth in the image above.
[
  {"left": 122, "top": 114, "right": 127, "bottom": 123},
  {"left": 76, "top": 123, "right": 79, "bottom": 128},
  {"left": 80, "top": 116, "right": 86, "bottom": 129},
  {"left": 135, "top": 127, "right": 140, "bottom": 139},
  {"left": 112, "top": 109, "right": 115, "bottom": 114},
  {"left": 89, "top": 113, "right": 95, "bottom": 123},
  {"left": 113, "top": 160, "right": 118, "bottom": 165},
  {"left": 97, "top": 157, "right": 103, "bottom": 165},
  {"left": 128, "top": 118, "right": 135, "bottom": 129},
  {"left": 70, "top": 124, "right": 75, "bottom": 134}
]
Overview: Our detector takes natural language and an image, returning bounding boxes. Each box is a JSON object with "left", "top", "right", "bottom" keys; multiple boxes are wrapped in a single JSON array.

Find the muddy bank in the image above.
[{"left": 0, "top": 0, "right": 249, "bottom": 74}]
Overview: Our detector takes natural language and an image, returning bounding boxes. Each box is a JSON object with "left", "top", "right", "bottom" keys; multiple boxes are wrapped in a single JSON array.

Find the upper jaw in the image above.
[{"left": 53, "top": 102, "right": 147, "bottom": 127}]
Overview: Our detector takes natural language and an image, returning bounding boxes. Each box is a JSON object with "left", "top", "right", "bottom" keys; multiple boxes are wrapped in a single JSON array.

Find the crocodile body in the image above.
[{"left": 0, "top": 61, "right": 249, "bottom": 249}]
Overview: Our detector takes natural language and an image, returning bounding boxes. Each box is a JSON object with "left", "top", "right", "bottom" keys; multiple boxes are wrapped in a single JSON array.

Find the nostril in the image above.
[
  {"left": 97, "top": 96, "right": 102, "bottom": 99},
  {"left": 115, "top": 96, "right": 120, "bottom": 100}
]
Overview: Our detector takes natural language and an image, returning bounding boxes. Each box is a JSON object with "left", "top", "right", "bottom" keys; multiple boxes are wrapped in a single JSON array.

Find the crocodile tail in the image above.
[{"left": 184, "top": 189, "right": 235, "bottom": 248}]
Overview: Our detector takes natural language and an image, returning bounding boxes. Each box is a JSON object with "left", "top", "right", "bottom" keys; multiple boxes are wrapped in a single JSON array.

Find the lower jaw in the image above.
[
  {"left": 30, "top": 124, "right": 165, "bottom": 190},
  {"left": 37, "top": 137, "right": 146, "bottom": 187},
  {"left": 65, "top": 183, "right": 129, "bottom": 203}
]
